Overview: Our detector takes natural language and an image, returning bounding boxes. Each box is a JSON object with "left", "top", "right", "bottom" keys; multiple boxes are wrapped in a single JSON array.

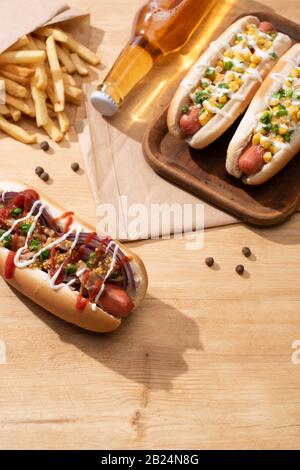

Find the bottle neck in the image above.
[{"left": 98, "top": 41, "right": 155, "bottom": 107}]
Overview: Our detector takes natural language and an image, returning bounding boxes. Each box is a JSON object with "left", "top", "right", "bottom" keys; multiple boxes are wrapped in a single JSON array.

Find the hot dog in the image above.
[
  {"left": 226, "top": 44, "right": 300, "bottom": 185},
  {"left": 0, "top": 181, "right": 148, "bottom": 332},
  {"left": 167, "top": 16, "right": 291, "bottom": 149}
]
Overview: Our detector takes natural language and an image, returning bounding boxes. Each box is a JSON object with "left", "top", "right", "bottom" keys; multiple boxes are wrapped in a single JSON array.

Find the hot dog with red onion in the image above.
[
  {"left": 0, "top": 182, "right": 148, "bottom": 332},
  {"left": 167, "top": 16, "right": 291, "bottom": 149},
  {"left": 226, "top": 44, "right": 300, "bottom": 185}
]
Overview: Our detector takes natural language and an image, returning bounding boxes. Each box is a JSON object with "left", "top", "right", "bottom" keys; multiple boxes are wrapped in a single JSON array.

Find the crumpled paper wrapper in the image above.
[{"left": 0, "top": 0, "right": 67, "bottom": 54}]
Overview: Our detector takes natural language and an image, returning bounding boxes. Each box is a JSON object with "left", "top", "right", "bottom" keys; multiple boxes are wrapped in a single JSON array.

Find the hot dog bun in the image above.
[
  {"left": 167, "top": 16, "right": 292, "bottom": 149},
  {"left": 226, "top": 44, "right": 300, "bottom": 185},
  {"left": 0, "top": 181, "right": 148, "bottom": 333}
]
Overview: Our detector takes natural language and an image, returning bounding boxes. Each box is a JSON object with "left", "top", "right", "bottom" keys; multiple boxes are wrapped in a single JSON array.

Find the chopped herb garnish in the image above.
[
  {"left": 284, "top": 89, "right": 293, "bottom": 98},
  {"left": 182, "top": 105, "right": 189, "bottom": 114},
  {"left": 283, "top": 130, "right": 294, "bottom": 142},
  {"left": 272, "top": 124, "right": 279, "bottom": 134},
  {"left": 29, "top": 238, "right": 41, "bottom": 252},
  {"left": 236, "top": 34, "right": 243, "bottom": 41},
  {"left": 194, "top": 90, "right": 210, "bottom": 105},
  {"left": 218, "top": 83, "right": 229, "bottom": 89},
  {"left": 11, "top": 207, "right": 22, "bottom": 218},
  {"left": 260, "top": 111, "right": 273, "bottom": 125},
  {"left": 202, "top": 81, "right": 209, "bottom": 88},
  {"left": 65, "top": 264, "right": 78, "bottom": 275},
  {"left": 263, "top": 124, "right": 272, "bottom": 132},
  {"left": 224, "top": 61, "right": 233, "bottom": 70},
  {"left": 87, "top": 252, "right": 97, "bottom": 269},
  {"left": 269, "top": 52, "right": 278, "bottom": 60},
  {"left": 217, "top": 104, "right": 225, "bottom": 109},
  {"left": 39, "top": 249, "right": 50, "bottom": 262},
  {"left": 206, "top": 67, "right": 215, "bottom": 78},
  {"left": 2, "top": 234, "right": 12, "bottom": 248},
  {"left": 276, "top": 104, "right": 288, "bottom": 117},
  {"left": 273, "top": 89, "right": 285, "bottom": 99},
  {"left": 20, "top": 223, "right": 31, "bottom": 235}
]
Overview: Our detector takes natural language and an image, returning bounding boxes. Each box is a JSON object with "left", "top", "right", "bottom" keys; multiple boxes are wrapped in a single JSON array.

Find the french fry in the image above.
[
  {"left": 0, "top": 70, "right": 30, "bottom": 86},
  {"left": 0, "top": 64, "right": 35, "bottom": 81},
  {"left": 0, "top": 75, "right": 28, "bottom": 98},
  {"left": 0, "top": 115, "right": 37, "bottom": 144},
  {"left": 65, "top": 35, "right": 100, "bottom": 66},
  {"left": 65, "top": 84, "right": 82, "bottom": 103},
  {"left": 62, "top": 72, "right": 76, "bottom": 87},
  {"left": 35, "top": 27, "right": 69, "bottom": 43},
  {"left": 46, "top": 36, "right": 64, "bottom": 112},
  {"left": 0, "top": 104, "right": 10, "bottom": 115},
  {"left": 33, "top": 36, "right": 46, "bottom": 51},
  {"left": 70, "top": 53, "right": 89, "bottom": 76},
  {"left": 43, "top": 117, "right": 64, "bottom": 142},
  {"left": 46, "top": 79, "right": 55, "bottom": 107},
  {"left": 7, "top": 105, "right": 21, "bottom": 122},
  {"left": 0, "top": 50, "right": 46, "bottom": 65},
  {"left": 56, "top": 44, "right": 76, "bottom": 74},
  {"left": 35, "top": 27, "right": 100, "bottom": 66},
  {"left": 57, "top": 110, "right": 70, "bottom": 133},
  {"left": 5, "top": 94, "right": 35, "bottom": 117},
  {"left": 26, "top": 36, "right": 48, "bottom": 91},
  {"left": 30, "top": 77, "right": 48, "bottom": 127},
  {"left": 7, "top": 36, "right": 29, "bottom": 52},
  {"left": 46, "top": 103, "right": 57, "bottom": 118}
]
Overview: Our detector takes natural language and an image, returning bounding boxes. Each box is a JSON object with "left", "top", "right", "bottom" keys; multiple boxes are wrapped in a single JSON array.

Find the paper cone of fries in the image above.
[{"left": 0, "top": 0, "right": 100, "bottom": 145}]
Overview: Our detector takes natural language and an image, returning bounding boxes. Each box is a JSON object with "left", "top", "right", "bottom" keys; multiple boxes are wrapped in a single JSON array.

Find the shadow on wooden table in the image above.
[
  {"left": 11, "top": 289, "right": 202, "bottom": 391},
  {"left": 207, "top": 212, "right": 300, "bottom": 245}
]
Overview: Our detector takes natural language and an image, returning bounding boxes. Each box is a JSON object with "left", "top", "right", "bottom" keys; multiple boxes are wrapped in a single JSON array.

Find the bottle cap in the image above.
[{"left": 91, "top": 91, "right": 118, "bottom": 116}]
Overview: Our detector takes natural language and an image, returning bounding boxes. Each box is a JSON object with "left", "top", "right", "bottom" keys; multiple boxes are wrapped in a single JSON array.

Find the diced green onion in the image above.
[{"left": 11, "top": 207, "right": 22, "bottom": 218}]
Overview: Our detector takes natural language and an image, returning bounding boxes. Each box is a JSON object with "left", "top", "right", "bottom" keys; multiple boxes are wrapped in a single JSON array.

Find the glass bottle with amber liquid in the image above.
[{"left": 91, "top": 0, "right": 219, "bottom": 115}]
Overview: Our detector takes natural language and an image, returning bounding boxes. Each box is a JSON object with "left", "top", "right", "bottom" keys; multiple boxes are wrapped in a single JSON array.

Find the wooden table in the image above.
[{"left": 0, "top": 0, "right": 300, "bottom": 450}]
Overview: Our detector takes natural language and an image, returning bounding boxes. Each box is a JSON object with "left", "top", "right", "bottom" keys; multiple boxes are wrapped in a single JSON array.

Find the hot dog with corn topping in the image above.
[
  {"left": 226, "top": 44, "right": 300, "bottom": 184},
  {"left": 167, "top": 16, "right": 292, "bottom": 149}
]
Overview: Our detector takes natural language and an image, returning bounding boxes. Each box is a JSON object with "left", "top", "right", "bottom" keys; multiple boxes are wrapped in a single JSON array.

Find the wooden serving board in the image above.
[{"left": 143, "top": 12, "right": 300, "bottom": 226}]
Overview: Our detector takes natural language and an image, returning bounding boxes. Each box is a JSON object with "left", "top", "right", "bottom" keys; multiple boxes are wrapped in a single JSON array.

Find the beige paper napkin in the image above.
[{"left": 79, "top": 85, "right": 237, "bottom": 240}]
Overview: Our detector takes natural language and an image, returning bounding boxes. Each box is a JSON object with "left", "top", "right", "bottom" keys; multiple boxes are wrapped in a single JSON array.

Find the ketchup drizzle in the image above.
[{"left": 5, "top": 251, "right": 16, "bottom": 279}]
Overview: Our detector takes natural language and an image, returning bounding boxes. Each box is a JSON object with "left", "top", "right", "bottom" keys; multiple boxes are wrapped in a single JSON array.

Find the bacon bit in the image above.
[{"left": 5, "top": 251, "right": 16, "bottom": 279}]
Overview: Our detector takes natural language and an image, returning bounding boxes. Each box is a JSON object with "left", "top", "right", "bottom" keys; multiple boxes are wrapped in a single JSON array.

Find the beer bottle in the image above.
[{"left": 91, "top": 0, "right": 218, "bottom": 115}]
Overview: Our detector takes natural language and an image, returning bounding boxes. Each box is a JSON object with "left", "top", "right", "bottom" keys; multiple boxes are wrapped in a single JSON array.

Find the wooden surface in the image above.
[{"left": 0, "top": 0, "right": 300, "bottom": 450}]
